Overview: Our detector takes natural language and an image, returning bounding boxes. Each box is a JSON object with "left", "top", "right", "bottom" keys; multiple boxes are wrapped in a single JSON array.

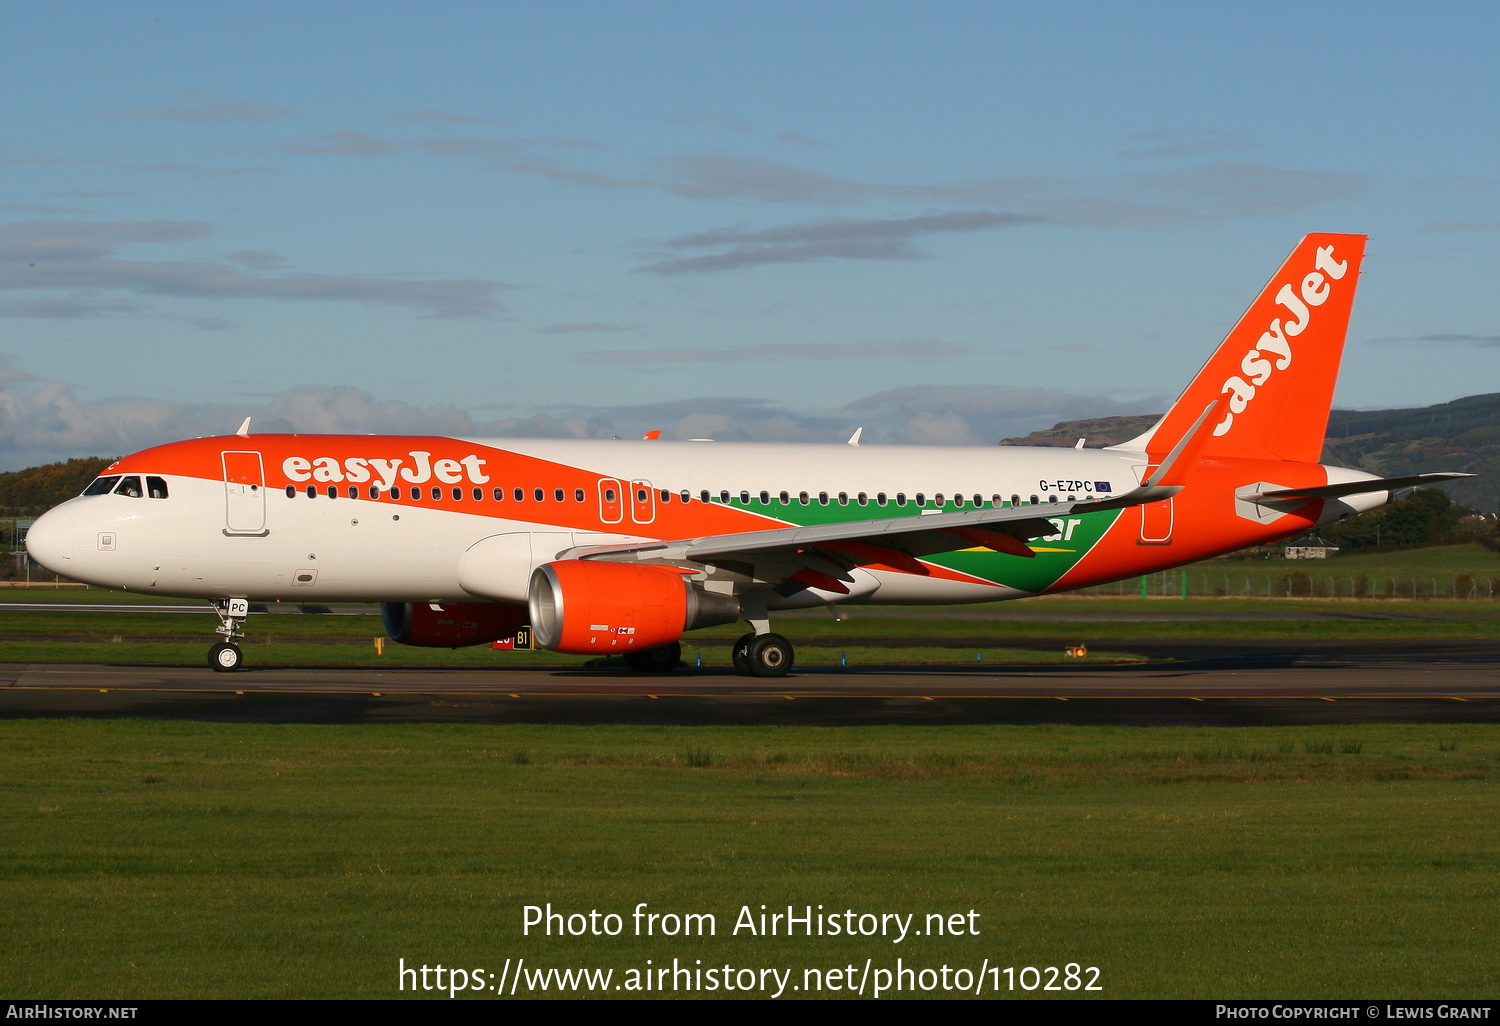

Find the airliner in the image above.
[{"left": 23, "top": 234, "right": 1467, "bottom": 675}]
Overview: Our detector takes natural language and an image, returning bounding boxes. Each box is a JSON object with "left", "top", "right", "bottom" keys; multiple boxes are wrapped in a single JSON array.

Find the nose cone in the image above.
[{"left": 25, "top": 506, "right": 74, "bottom": 574}]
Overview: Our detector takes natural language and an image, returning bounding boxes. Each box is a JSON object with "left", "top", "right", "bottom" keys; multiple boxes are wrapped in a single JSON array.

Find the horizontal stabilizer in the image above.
[{"left": 1239, "top": 472, "right": 1475, "bottom": 504}]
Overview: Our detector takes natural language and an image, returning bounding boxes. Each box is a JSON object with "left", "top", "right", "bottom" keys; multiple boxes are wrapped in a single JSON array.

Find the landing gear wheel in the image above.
[
  {"left": 731, "top": 633, "right": 756, "bottom": 676},
  {"left": 745, "top": 633, "right": 794, "bottom": 678},
  {"left": 623, "top": 641, "right": 681, "bottom": 674},
  {"left": 208, "top": 642, "right": 243, "bottom": 672}
]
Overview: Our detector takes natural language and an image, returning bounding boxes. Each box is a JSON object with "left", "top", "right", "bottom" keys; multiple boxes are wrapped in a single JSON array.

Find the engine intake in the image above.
[
  {"left": 381, "top": 601, "right": 528, "bottom": 648},
  {"left": 528, "top": 560, "right": 739, "bottom": 654}
]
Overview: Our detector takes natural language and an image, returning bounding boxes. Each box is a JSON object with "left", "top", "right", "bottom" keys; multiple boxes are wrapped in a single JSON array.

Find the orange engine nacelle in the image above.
[
  {"left": 382, "top": 601, "right": 528, "bottom": 648},
  {"left": 528, "top": 560, "right": 739, "bottom": 654}
]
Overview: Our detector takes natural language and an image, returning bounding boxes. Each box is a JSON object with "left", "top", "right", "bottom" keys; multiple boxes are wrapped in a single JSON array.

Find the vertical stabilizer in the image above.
[{"left": 1143, "top": 233, "right": 1366, "bottom": 464}]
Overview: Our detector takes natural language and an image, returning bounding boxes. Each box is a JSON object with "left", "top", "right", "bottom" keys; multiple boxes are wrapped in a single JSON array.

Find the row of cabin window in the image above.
[
  {"left": 81, "top": 475, "right": 169, "bottom": 499},
  {"left": 694, "top": 490, "right": 1081, "bottom": 507},
  {"left": 282, "top": 484, "right": 1082, "bottom": 507},
  {"left": 286, "top": 484, "right": 589, "bottom": 502}
]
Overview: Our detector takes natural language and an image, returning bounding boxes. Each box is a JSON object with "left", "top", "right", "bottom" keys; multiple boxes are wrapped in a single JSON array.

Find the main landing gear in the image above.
[
  {"left": 731, "top": 632, "right": 795, "bottom": 677},
  {"left": 727, "top": 594, "right": 794, "bottom": 678},
  {"left": 209, "top": 598, "right": 250, "bottom": 672},
  {"left": 617, "top": 595, "right": 795, "bottom": 678},
  {"left": 623, "top": 641, "right": 682, "bottom": 674}
]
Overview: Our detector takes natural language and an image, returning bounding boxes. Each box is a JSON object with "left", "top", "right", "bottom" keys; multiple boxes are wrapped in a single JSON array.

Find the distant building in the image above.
[{"left": 1283, "top": 535, "right": 1339, "bottom": 560}]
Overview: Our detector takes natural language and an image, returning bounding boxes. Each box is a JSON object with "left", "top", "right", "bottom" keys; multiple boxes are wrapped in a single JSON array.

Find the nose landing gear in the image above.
[
  {"left": 209, "top": 598, "right": 250, "bottom": 672},
  {"left": 209, "top": 642, "right": 243, "bottom": 672}
]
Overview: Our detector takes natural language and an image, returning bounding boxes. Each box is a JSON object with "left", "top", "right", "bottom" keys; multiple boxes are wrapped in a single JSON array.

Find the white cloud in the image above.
[
  {"left": 576, "top": 340, "right": 972, "bottom": 363},
  {"left": 108, "top": 92, "right": 298, "bottom": 124},
  {"left": 0, "top": 220, "right": 508, "bottom": 318},
  {"left": 276, "top": 131, "right": 398, "bottom": 157},
  {"left": 0, "top": 361, "right": 1166, "bottom": 472}
]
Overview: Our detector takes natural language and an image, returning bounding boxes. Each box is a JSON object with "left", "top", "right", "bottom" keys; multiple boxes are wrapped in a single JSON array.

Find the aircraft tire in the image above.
[
  {"left": 731, "top": 633, "right": 756, "bottom": 675},
  {"left": 745, "top": 633, "right": 794, "bottom": 678},
  {"left": 209, "top": 642, "right": 243, "bottom": 672},
  {"left": 623, "top": 641, "right": 681, "bottom": 674}
]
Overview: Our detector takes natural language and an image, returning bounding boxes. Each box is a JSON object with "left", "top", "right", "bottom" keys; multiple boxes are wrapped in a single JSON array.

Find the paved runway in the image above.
[{"left": 1, "top": 656, "right": 1496, "bottom": 726}]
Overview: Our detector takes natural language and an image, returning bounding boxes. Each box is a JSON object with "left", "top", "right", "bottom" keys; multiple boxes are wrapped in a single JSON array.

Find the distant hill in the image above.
[
  {"left": 0, "top": 457, "right": 115, "bottom": 517},
  {"left": 1323, "top": 393, "right": 1500, "bottom": 513},
  {"left": 997, "top": 415, "right": 1160, "bottom": 448},
  {"left": 1001, "top": 393, "right": 1500, "bottom": 512}
]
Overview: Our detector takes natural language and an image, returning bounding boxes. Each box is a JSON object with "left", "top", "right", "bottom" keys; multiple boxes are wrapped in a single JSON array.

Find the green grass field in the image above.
[{"left": 2, "top": 720, "right": 1497, "bottom": 999}]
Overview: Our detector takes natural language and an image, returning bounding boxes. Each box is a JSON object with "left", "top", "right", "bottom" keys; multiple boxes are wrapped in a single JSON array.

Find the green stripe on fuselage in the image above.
[{"left": 725, "top": 496, "right": 1121, "bottom": 593}]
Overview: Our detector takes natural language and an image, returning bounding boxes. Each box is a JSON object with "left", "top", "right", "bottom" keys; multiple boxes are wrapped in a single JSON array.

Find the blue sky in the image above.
[{"left": 1, "top": 1, "right": 1497, "bottom": 467}]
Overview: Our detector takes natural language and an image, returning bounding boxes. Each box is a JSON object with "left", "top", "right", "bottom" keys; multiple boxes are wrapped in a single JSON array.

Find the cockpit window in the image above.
[
  {"left": 113, "top": 476, "right": 143, "bottom": 498},
  {"left": 83, "top": 476, "right": 121, "bottom": 496},
  {"left": 146, "top": 476, "right": 169, "bottom": 499}
]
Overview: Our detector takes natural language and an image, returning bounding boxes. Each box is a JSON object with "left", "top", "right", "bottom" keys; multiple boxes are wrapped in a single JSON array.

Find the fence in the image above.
[{"left": 1075, "top": 572, "right": 1500, "bottom": 599}]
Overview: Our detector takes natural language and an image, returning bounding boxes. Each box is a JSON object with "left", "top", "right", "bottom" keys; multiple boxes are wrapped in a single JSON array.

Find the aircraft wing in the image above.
[
  {"left": 562, "top": 399, "right": 1219, "bottom": 572},
  {"left": 560, "top": 482, "right": 1182, "bottom": 568}
]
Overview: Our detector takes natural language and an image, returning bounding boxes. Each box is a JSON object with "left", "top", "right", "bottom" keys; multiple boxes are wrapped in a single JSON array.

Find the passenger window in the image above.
[
  {"left": 759, "top": 490, "right": 769, "bottom": 504},
  {"left": 719, "top": 490, "right": 729, "bottom": 503},
  {"left": 534, "top": 488, "right": 544, "bottom": 502},
  {"left": 514, "top": 488, "right": 524, "bottom": 501},
  {"left": 701, "top": 490, "right": 711, "bottom": 503},
  {"left": 934, "top": 493, "right": 945, "bottom": 506},
  {"left": 370, "top": 486, "right": 380, "bottom": 499},
  {"left": 798, "top": 491, "right": 808, "bottom": 505},
  {"left": 1029, "top": 495, "right": 1039, "bottom": 505},
  {"left": 146, "top": 476, "right": 169, "bottom": 499},
  {"left": 286, "top": 485, "right": 297, "bottom": 498},
  {"left": 876, "top": 493, "right": 887, "bottom": 506},
  {"left": 431, "top": 487, "right": 442, "bottom": 500},
  {"left": 953, "top": 494, "right": 965, "bottom": 507},
  {"left": 390, "top": 487, "right": 402, "bottom": 500},
  {"left": 818, "top": 492, "right": 829, "bottom": 505},
  {"left": 779, "top": 491, "right": 789, "bottom": 504},
  {"left": 327, "top": 486, "right": 338, "bottom": 499},
  {"left": 347, "top": 486, "right": 358, "bottom": 499},
  {"left": 474, "top": 488, "right": 483, "bottom": 501},
  {"left": 113, "top": 476, "right": 143, "bottom": 498},
  {"left": 555, "top": 488, "right": 565, "bottom": 502},
  {"left": 915, "top": 493, "right": 925, "bottom": 506},
  {"left": 660, "top": 489, "right": 671, "bottom": 503},
  {"left": 974, "top": 494, "right": 984, "bottom": 507},
  {"left": 895, "top": 493, "right": 906, "bottom": 506},
  {"left": 454, "top": 487, "right": 463, "bottom": 500},
  {"left": 306, "top": 485, "right": 317, "bottom": 498},
  {"left": 1012, "top": 494, "right": 1021, "bottom": 506},
  {"left": 838, "top": 492, "right": 849, "bottom": 505},
  {"left": 83, "top": 476, "right": 122, "bottom": 496},
  {"left": 739, "top": 491, "right": 750, "bottom": 505},
  {"left": 856, "top": 493, "right": 866, "bottom": 506},
  {"left": 493, "top": 488, "right": 505, "bottom": 501}
]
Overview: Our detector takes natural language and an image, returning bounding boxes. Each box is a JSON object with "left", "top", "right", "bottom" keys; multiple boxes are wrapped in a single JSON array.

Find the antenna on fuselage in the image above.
[
  {"left": 847, "top": 427, "right": 862, "bottom": 447},
  {"left": 236, "top": 417, "right": 251, "bottom": 437}
]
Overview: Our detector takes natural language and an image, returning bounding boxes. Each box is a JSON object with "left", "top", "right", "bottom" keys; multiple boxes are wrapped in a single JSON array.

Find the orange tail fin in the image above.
[{"left": 1138, "top": 233, "right": 1367, "bottom": 465}]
